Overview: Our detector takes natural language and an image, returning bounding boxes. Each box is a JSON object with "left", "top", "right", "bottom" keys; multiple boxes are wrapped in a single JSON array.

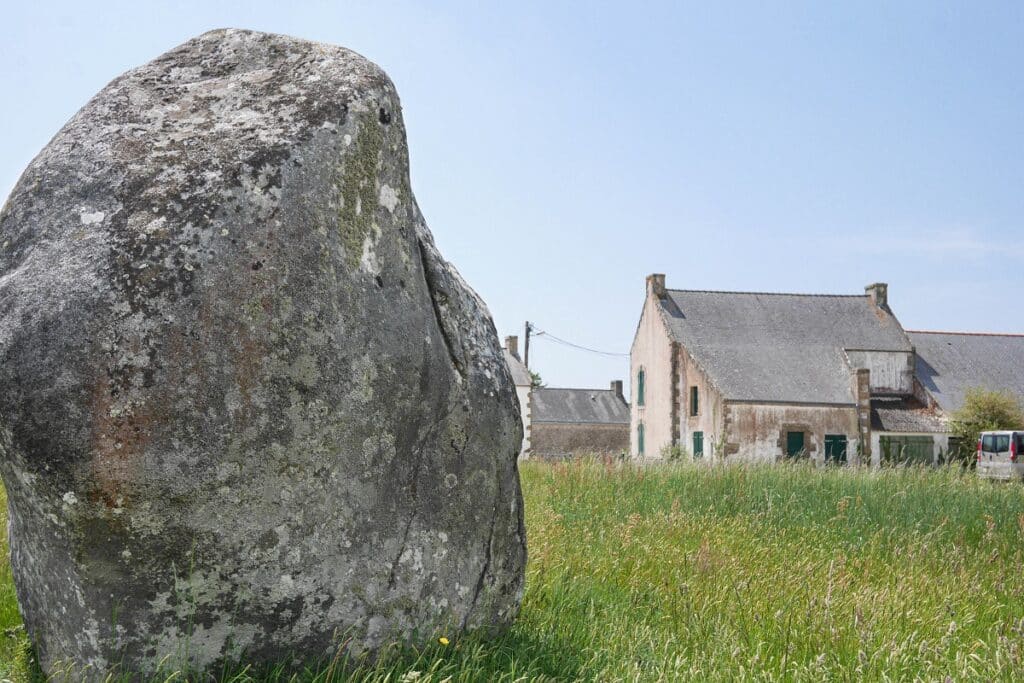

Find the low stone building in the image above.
[
  {"left": 869, "top": 394, "right": 949, "bottom": 465},
  {"left": 503, "top": 335, "right": 533, "bottom": 458},
  {"left": 630, "top": 274, "right": 921, "bottom": 464},
  {"left": 530, "top": 382, "right": 630, "bottom": 459},
  {"left": 909, "top": 330, "right": 1024, "bottom": 456},
  {"left": 911, "top": 330, "right": 1024, "bottom": 410}
]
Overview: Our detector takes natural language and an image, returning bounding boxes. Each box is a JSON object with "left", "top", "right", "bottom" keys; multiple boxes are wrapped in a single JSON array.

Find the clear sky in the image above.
[{"left": 2, "top": 1, "right": 1022, "bottom": 393}]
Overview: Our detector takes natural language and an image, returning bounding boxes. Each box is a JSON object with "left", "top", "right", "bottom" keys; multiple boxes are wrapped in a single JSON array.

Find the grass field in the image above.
[{"left": 3, "top": 460, "right": 1024, "bottom": 681}]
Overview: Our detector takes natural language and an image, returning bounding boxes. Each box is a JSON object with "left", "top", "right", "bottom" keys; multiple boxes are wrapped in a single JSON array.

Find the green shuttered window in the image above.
[{"left": 786, "top": 431, "right": 805, "bottom": 458}]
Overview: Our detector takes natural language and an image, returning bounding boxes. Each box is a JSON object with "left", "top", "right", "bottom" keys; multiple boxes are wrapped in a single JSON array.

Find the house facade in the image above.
[
  {"left": 503, "top": 335, "right": 532, "bottom": 458},
  {"left": 530, "top": 382, "right": 630, "bottom": 459},
  {"left": 630, "top": 274, "right": 932, "bottom": 465}
]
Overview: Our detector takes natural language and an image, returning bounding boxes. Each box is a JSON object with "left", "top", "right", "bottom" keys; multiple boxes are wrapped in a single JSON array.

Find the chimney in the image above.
[
  {"left": 865, "top": 283, "right": 888, "bottom": 309},
  {"left": 505, "top": 335, "right": 520, "bottom": 361},
  {"left": 646, "top": 273, "right": 666, "bottom": 299},
  {"left": 610, "top": 380, "right": 623, "bottom": 399}
]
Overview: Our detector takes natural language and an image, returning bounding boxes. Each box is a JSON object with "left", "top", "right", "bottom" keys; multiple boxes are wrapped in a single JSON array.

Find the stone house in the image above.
[
  {"left": 908, "top": 330, "right": 1024, "bottom": 453},
  {"left": 503, "top": 335, "right": 532, "bottom": 458},
  {"left": 530, "top": 382, "right": 630, "bottom": 459},
  {"left": 630, "top": 274, "right": 929, "bottom": 464}
]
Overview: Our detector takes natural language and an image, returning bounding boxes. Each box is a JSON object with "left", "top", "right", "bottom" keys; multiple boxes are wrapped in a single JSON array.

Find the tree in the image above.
[
  {"left": 948, "top": 387, "right": 1024, "bottom": 465},
  {"left": 529, "top": 371, "right": 545, "bottom": 389}
]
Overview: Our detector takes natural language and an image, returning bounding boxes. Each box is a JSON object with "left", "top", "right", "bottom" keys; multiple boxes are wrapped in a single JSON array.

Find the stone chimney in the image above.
[
  {"left": 865, "top": 282, "right": 888, "bottom": 309},
  {"left": 610, "top": 380, "right": 623, "bottom": 399},
  {"left": 646, "top": 273, "right": 666, "bottom": 299},
  {"left": 505, "top": 335, "right": 520, "bottom": 361}
]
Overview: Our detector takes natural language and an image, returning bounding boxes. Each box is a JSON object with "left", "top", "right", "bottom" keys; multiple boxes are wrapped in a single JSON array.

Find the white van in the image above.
[{"left": 977, "top": 431, "right": 1024, "bottom": 481}]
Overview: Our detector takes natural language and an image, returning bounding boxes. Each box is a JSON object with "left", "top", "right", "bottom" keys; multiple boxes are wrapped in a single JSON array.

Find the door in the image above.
[
  {"left": 786, "top": 431, "right": 805, "bottom": 458},
  {"left": 693, "top": 431, "right": 704, "bottom": 458},
  {"left": 824, "top": 434, "right": 848, "bottom": 464}
]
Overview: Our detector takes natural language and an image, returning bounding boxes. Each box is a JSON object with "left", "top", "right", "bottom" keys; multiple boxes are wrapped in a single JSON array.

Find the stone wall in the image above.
[
  {"left": 725, "top": 402, "right": 862, "bottom": 464},
  {"left": 531, "top": 422, "right": 630, "bottom": 459}
]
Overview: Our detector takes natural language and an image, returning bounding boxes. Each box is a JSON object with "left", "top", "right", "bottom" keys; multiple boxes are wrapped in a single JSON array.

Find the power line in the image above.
[{"left": 530, "top": 325, "right": 629, "bottom": 358}]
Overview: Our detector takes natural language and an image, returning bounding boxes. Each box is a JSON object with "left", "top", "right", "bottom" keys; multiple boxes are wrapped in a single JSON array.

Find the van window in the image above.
[
  {"left": 994, "top": 435, "right": 1010, "bottom": 453},
  {"left": 1017, "top": 434, "right": 1024, "bottom": 452},
  {"left": 982, "top": 434, "right": 996, "bottom": 452}
]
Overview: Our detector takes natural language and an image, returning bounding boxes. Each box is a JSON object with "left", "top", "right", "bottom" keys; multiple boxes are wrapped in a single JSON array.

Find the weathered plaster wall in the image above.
[
  {"left": 725, "top": 402, "right": 862, "bottom": 464},
  {"left": 845, "top": 350, "right": 914, "bottom": 394},
  {"left": 678, "top": 346, "right": 725, "bottom": 460},
  {"left": 531, "top": 422, "right": 629, "bottom": 459},
  {"left": 630, "top": 291, "right": 675, "bottom": 458},
  {"left": 869, "top": 432, "right": 950, "bottom": 467},
  {"left": 516, "top": 384, "right": 531, "bottom": 457}
]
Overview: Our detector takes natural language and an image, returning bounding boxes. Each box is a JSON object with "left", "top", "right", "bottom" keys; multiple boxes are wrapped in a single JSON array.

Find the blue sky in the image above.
[{"left": 2, "top": 1, "right": 1022, "bottom": 392}]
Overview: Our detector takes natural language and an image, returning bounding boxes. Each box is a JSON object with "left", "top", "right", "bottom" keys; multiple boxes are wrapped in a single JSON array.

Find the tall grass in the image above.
[{"left": 2, "top": 461, "right": 1024, "bottom": 680}]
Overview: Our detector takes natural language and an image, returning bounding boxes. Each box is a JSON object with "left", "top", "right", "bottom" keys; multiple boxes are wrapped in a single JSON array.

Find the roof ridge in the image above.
[
  {"left": 665, "top": 288, "right": 868, "bottom": 298},
  {"left": 908, "top": 329, "right": 1024, "bottom": 338}
]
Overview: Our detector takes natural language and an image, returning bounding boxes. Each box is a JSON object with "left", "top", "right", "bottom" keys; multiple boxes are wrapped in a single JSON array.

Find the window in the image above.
[
  {"left": 880, "top": 435, "right": 934, "bottom": 466},
  {"left": 982, "top": 434, "right": 996, "bottom": 452},
  {"left": 637, "top": 422, "right": 645, "bottom": 456},
  {"left": 693, "top": 431, "right": 704, "bottom": 458},
  {"left": 786, "top": 431, "right": 805, "bottom": 458},
  {"left": 824, "top": 434, "right": 848, "bottom": 464},
  {"left": 994, "top": 434, "right": 1010, "bottom": 453},
  {"left": 637, "top": 369, "right": 645, "bottom": 407},
  {"left": 690, "top": 386, "right": 699, "bottom": 416}
]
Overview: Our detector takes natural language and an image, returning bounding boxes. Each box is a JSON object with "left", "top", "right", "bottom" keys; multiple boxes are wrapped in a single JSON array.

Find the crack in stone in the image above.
[{"left": 416, "top": 238, "right": 466, "bottom": 380}]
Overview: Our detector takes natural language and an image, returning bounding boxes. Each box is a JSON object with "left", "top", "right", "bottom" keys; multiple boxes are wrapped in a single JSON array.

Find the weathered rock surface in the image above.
[{"left": 0, "top": 29, "right": 525, "bottom": 676}]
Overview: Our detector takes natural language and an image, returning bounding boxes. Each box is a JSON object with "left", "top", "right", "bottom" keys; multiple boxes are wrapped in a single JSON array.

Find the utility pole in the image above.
[{"left": 523, "top": 320, "right": 531, "bottom": 369}]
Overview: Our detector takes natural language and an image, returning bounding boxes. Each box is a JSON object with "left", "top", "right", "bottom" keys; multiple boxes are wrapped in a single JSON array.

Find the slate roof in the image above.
[
  {"left": 910, "top": 331, "right": 1024, "bottom": 413},
  {"left": 531, "top": 388, "right": 630, "bottom": 424},
  {"left": 503, "top": 349, "right": 532, "bottom": 387},
  {"left": 658, "top": 290, "right": 912, "bottom": 404},
  {"left": 870, "top": 396, "right": 947, "bottom": 433}
]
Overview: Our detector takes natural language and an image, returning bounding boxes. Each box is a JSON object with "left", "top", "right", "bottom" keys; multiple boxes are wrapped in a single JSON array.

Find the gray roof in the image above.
[
  {"left": 910, "top": 331, "right": 1024, "bottom": 412},
  {"left": 531, "top": 388, "right": 630, "bottom": 424},
  {"left": 870, "top": 396, "right": 947, "bottom": 433},
  {"left": 503, "top": 349, "right": 532, "bottom": 387},
  {"left": 659, "top": 290, "right": 912, "bottom": 404}
]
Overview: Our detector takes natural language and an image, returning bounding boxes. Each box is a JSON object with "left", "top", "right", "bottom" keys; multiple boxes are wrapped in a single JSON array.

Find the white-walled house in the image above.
[
  {"left": 629, "top": 274, "right": 947, "bottom": 465},
  {"left": 503, "top": 335, "right": 532, "bottom": 458}
]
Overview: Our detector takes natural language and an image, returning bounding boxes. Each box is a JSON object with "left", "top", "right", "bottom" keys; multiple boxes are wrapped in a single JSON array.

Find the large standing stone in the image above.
[{"left": 0, "top": 29, "right": 525, "bottom": 677}]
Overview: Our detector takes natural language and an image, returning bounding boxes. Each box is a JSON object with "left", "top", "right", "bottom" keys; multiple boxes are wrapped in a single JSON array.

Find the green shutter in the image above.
[
  {"left": 786, "top": 431, "right": 805, "bottom": 458},
  {"left": 693, "top": 431, "right": 704, "bottom": 457},
  {"left": 638, "top": 423, "right": 645, "bottom": 456},
  {"left": 824, "top": 435, "right": 848, "bottom": 464},
  {"left": 637, "top": 369, "right": 645, "bottom": 407}
]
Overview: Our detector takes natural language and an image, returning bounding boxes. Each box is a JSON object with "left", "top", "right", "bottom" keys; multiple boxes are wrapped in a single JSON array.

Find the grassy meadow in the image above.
[{"left": 3, "top": 460, "right": 1024, "bottom": 681}]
